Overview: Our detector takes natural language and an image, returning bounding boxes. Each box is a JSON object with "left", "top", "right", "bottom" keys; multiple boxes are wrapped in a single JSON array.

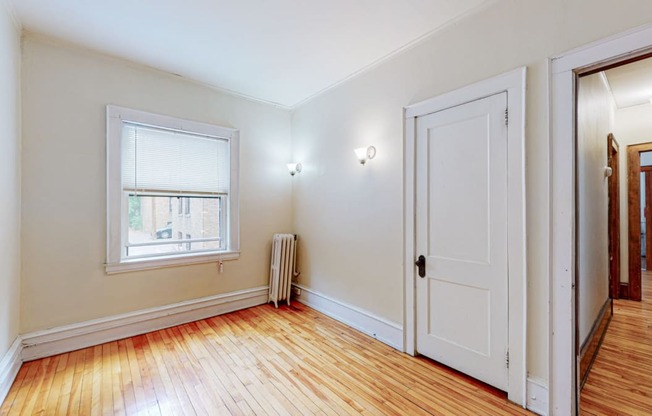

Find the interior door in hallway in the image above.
[
  {"left": 415, "top": 92, "right": 509, "bottom": 391},
  {"left": 608, "top": 134, "right": 620, "bottom": 299}
]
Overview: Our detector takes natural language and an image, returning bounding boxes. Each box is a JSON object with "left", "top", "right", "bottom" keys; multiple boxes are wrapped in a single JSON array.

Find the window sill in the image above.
[{"left": 105, "top": 251, "right": 240, "bottom": 275}]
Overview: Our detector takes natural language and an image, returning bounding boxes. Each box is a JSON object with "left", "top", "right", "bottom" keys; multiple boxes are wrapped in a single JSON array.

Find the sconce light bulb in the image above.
[
  {"left": 354, "top": 147, "right": 369, "bottom": 164},
  {"left": 287, "top": 162, "right": 302, "bottom": 176},
  {"left": 354, "top": 146, "right": 376, "bottom": 165}
]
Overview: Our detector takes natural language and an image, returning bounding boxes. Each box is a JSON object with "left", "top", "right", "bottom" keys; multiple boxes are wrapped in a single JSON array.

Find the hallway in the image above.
[{"left": 581, "top": 271, "right": 652, "bottom": 414}]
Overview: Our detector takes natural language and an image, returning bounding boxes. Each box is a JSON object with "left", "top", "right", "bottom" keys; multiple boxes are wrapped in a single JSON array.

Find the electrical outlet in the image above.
[{"left": 292, "top": 287, "right": 301, "bottom": 297}]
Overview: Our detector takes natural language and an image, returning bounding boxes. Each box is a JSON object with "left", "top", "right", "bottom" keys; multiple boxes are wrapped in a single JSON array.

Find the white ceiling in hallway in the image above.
[
  {"left": 8, "top": 0, "right": 490, "bottom": 107},
  {"left": 605, "top": 56, "right": 652, "bottom": 109}
]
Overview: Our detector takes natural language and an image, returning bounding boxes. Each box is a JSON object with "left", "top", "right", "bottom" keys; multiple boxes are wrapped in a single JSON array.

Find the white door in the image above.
[{"left": 415, "top": 92, "right": 509, "bottom": 391}]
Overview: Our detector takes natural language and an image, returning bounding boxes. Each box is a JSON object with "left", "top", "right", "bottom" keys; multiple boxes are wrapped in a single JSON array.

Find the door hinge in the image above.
[
  {"left": 504, "top": 108, "right": 509, "bottom": 126},
  {"left": 506, "top": 351, "right": 510, "bottom": 368}
]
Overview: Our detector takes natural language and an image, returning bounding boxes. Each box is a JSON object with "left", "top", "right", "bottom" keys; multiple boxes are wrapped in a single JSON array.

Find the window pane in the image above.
[{"left": 126, "top": 194, "right": 223, "bottom": 258}]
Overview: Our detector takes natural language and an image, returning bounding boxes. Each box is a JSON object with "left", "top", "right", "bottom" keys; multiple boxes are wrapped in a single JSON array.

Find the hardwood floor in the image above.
[
  {"left": 581, "top": 270, "right": 652, "bottom": 415},
  {"left": 1, "top": 303, "right": 531, "bottom": 415}
]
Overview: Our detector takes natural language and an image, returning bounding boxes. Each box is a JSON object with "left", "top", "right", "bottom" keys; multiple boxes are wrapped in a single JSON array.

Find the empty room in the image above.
[{"left": 2, "top": 1, "right": 652, "bottom": 415}]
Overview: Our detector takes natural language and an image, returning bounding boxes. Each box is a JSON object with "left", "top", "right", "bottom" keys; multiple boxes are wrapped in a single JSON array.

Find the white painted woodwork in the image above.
[
  {"left": 404, "top": 67, "right": 526, "bottom": 406},
  {"left": 551, "top": 22, "right": 652, "bottom": 416},
  {"left": 20, "top": 286, "right": 269, "bottom": 361},
  {"left": 416, "top": 92, "right": 509, "bottom": 391},
  {"left": 292, "top": 283, "right": 404, "bottom": 351},
  {"left": 0, "top": 338, "right": 21, "bottom": 406},
  {"left": 0, "top": 0, "right": 21, "bottom": 392},
  {"left": 527, "top": 377, "right": 549, "bottom": 416}
]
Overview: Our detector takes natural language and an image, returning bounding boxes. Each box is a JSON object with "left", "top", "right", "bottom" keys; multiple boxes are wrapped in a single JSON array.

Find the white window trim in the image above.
[{"left": 105, "top": 105, "right": 240, "bottom": 274}]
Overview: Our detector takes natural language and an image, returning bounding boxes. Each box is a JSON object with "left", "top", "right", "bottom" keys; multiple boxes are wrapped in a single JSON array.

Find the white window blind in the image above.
[{"left": 122, "top": 123, "right": 230, "bottom": 195}]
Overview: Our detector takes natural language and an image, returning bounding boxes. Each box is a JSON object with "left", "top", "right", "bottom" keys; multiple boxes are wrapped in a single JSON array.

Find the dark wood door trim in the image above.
[
  {"left": 646, "top": 171, "right": 652, "bottom": 270},
  {"left": 579, "top": 298, "right": 613, "bottom": 389},
  {"left": 626, "top": 141, "right": 652, "bottom": 301},
  {"left": 640, "top": 162, "right": 652, "bottom": 271},
  {"left": 608, "top": 134, "right": 620, "bottom": 300}
]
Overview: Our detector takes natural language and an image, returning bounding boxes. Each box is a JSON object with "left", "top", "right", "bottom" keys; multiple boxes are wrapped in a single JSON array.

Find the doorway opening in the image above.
[
  {"left": 550, "top": 24, "right": 652, "bottom": 415},
  {"left": 626, "top": 144, "right": 652, "bottom": 301},
  {"left": 576, "top": 53, "right": 652, "bottom": 414}
]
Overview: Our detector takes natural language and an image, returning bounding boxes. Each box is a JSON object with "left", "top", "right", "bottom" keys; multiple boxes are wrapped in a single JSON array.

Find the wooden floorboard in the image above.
[
  {"left": 581, "top": 270, "right": 652, "bottom": 415},
  {"left": 0, "top": 302, "right": 532, "bottom": 415}
]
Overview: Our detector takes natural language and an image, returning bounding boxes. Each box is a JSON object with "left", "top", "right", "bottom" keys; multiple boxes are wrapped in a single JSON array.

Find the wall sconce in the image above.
[
  {"left": 354, "top": 146, "right": 376, "bottom": 165},
  {"left": 287, "top": 163, "right": 302, "bottom": 176}
]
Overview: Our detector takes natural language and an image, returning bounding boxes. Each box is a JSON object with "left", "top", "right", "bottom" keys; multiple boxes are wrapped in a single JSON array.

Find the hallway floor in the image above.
[{"left": 581, "top": 271, "right": 652, "bottom": 415}]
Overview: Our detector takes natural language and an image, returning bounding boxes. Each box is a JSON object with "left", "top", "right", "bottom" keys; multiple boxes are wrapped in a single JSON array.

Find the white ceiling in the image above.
[
  {"left": 604, "top": 56, "right": 652, "bottom": 109},
  {"left": 8, "top": 0, "right": 489, "bottom": 108}
]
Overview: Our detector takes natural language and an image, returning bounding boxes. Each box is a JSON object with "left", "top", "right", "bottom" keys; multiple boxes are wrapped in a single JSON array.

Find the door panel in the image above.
[
  {"left": 416, "top": 92, "right": 509, "bottom": 391},
  {"left": 429, "top": 114, "right": 490, "bottom": 264},
  {"left": 429, "top": 279, "right": 490, "bottom": 355}
]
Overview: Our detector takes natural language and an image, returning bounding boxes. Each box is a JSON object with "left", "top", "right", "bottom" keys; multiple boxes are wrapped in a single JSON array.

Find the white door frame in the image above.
[
  {"left": 550, "top": 23, "right": 652, "bottom": 416},
  {"left": 403, "top": 67, "right": 527, "bottom": 406}
]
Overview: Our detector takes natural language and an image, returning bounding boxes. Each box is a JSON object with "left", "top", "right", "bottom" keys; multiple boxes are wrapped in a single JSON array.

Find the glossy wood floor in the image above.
[
  {"left": 581, "top": 270, "right": 652, "bottom": 415},
  {"left": 0, "top": 302, "right": 531, "bottom": 416}
]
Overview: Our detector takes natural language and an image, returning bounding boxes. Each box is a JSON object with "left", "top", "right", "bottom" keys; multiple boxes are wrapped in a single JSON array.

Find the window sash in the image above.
[
  {"left": 106, "top": 105, "right": 240, "bottom": 272},
  {"left": 122, "top": 192, "right": 226, "bottom": 259}
]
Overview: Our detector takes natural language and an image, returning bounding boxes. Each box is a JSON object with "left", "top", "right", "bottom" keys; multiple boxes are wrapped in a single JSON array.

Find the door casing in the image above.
[
  {"left": 403, "top": 67, "right": 527, "bottom": 406},
  {"left": 626, "top": 141, "right": 652, "bottom": 301},
  {"left": 551, "top": 22, "right": 652, "bottom": 416},
  {"left": 608, "top": 134, "right": 620, "bottom": 300}
]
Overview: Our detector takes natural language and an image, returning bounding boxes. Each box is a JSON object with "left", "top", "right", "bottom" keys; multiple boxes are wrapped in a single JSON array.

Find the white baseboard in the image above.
[
  {"left": 21, "top": 286, "right": 269, "bottom": 361},
  {"left": 527, "top": 377, "right": 549, "bottom": 416},
  {"left": 0, "top": 337, "right": 23, "bottom": 406},
  {"left": 292, "top": 284, "right": 403, "bottom": 351}
]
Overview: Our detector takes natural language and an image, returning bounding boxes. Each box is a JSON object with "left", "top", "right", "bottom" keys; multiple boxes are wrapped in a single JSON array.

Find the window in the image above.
[{"left": 106, "top": 105, "right": 240, "bottom": 274}]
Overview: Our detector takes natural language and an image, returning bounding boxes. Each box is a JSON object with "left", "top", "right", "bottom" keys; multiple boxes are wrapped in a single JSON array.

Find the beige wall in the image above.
[
  {"left": 577, "top": 73, "right": 613, "bottom": 345},
  {"left": 13, "top": 0, "right": 652, "bottom": 389},
  {"left": 291, "top": 0, "right": 652, "bottom": 382},
  {"left": 20, "top": 34, "right": 293, "bottom": 333},
  {"left": 0, "top": 2, "right": 21, "bottom": 358},
  {"left": 614, "top": 104, "right": 652, "bottom": 283}
]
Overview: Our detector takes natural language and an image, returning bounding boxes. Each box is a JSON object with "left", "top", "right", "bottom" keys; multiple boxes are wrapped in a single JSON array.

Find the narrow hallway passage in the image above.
[{"left": 581, "top": 272, "right": 652, "bottom": 414}]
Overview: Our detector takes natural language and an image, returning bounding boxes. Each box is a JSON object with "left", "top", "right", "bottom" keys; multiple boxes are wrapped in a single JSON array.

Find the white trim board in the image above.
[
  {"left": 403, "top": 67, "right": 527, "bottom": 407},
  {"left": 292, "top": 284, "right": 404, "bottom": 351},
  {"left": 21, "top": 286, "right": 269, "bottom": 361},
  {"left": 527, "top": 377, "right": 549, "bottom": 416},
  {"left": 550, "top": 22, "right": 652, "bottom": 416},
  {"left": 0, "top": 337, "right": 22, "bottom": 406}
]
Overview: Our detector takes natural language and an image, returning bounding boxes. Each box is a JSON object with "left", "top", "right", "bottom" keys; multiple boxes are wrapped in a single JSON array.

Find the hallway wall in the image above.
[{"left": 577, "top": 72, "right": 613, "bottom": 344}]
